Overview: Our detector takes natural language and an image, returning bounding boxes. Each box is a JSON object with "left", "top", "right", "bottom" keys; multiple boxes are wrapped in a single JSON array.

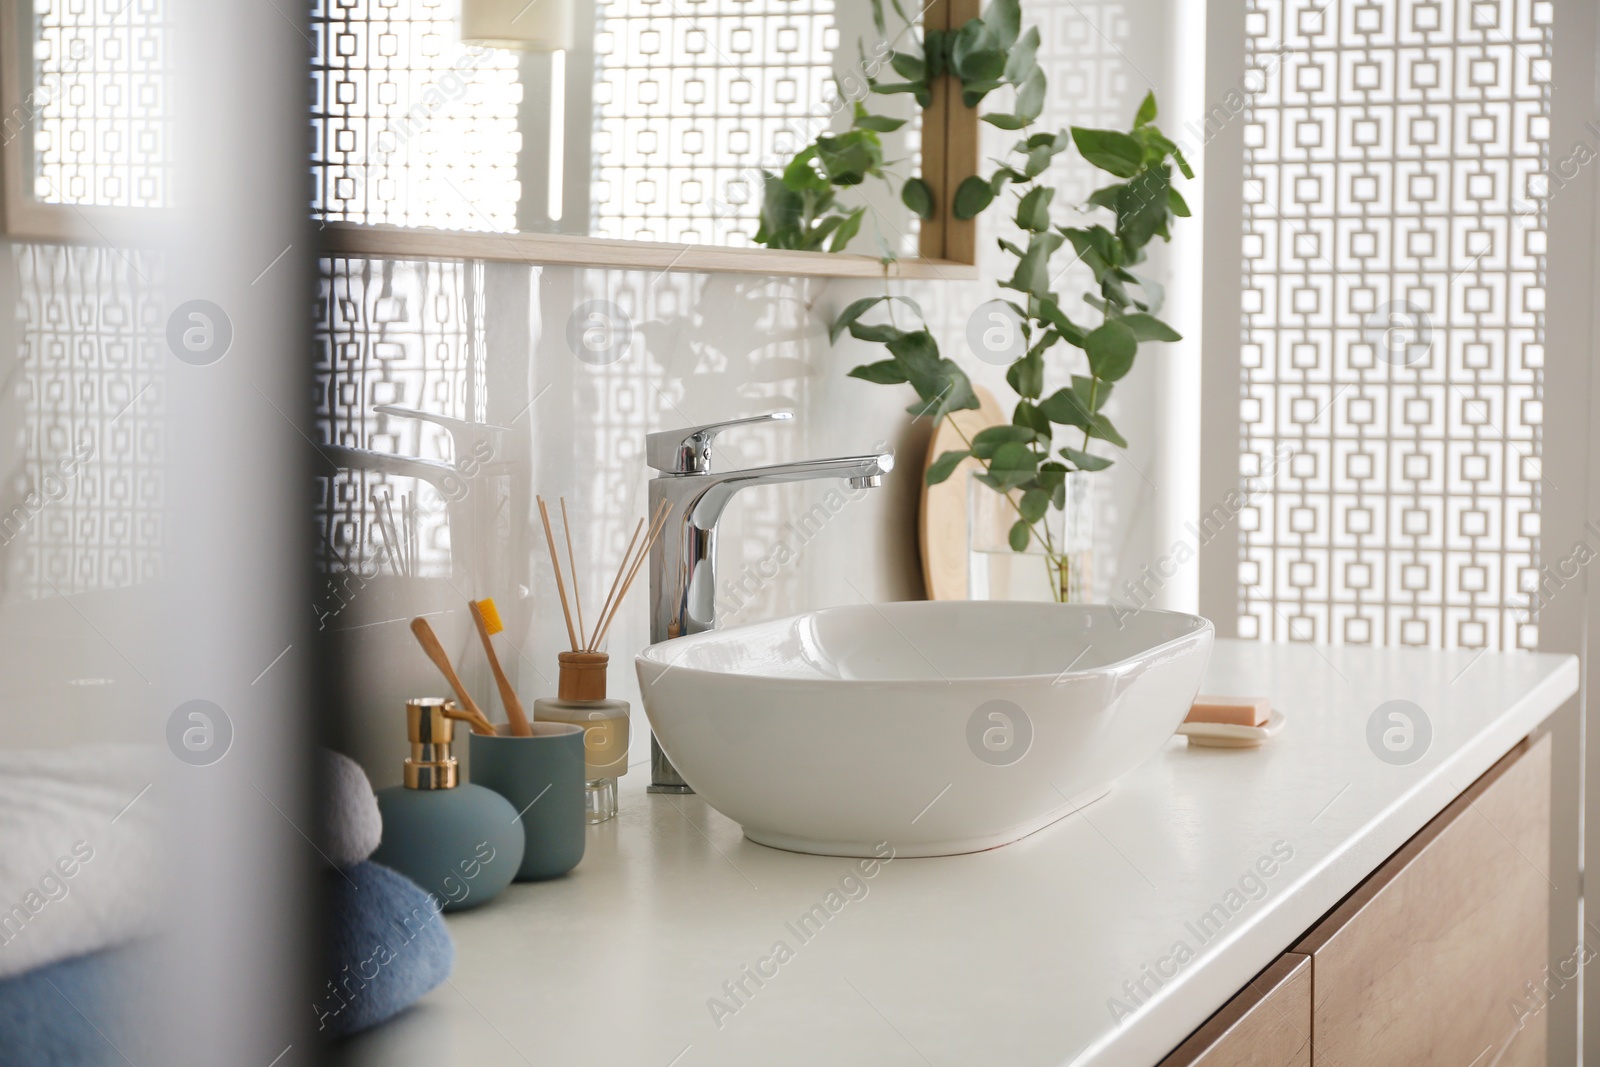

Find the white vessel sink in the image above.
[{"left": 635, "top": 601, "right": 1212, "bottom": 857}]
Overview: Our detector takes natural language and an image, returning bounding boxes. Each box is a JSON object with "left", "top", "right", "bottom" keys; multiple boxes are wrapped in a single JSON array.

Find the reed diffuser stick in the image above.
[
  {"left": 590, "top": 500, "right": 670, "bottom": 651},
  {"left": 536, "top": 496, "right": 580, "bottom": 652},
  {"left": 559, "top": 498, "right": 587, "bottom": 649},
  {"left": 592, "top": 516, "right": 644, "bottom": 639}
]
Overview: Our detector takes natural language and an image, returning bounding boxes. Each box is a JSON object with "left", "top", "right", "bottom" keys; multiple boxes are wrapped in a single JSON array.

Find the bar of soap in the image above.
[{"left": 1186, "top": 695, "right": 1271, "bottom": 728}]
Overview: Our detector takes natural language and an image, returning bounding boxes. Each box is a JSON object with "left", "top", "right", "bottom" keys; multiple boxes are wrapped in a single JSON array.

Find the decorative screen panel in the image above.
[
  {"left": 1237, "top": 0, "right": 1548, "bottom": 650},
  {"left": 311, "top": 0, "right": 522, "bottom": 230},
  {"left": 591, "top": 0, "right": 842, "bottom": 246},
  {"left": 29, "top": 0, "right": 170, "bottom": 207},
  {"left": 4, "top": 244, "right": 164, "bottom": 601}
]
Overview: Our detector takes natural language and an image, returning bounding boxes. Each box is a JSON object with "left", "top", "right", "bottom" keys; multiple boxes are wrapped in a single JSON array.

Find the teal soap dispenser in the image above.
[{"left": 372, "top": 698, "right": 524, "bottom": 912}]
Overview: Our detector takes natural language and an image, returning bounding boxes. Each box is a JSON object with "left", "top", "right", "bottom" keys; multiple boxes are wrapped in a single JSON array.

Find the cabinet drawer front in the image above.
[
  {"left": 1158, "top": 953, "right": 1312, "bottom": 1067},
  {"left": 1295, "top": 734, "right": 1552, "bottom": 1067}
]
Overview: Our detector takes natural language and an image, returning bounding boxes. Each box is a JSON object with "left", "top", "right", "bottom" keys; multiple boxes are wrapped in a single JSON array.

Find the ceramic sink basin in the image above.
[{"left": 635, "top": 601, "right": 1213, "bottom": 857}]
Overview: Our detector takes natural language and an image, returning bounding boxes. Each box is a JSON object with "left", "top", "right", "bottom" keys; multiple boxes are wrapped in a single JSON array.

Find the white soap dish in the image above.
[{"left": 1178, "top": 709, "right": 1286, "bottom": 749}]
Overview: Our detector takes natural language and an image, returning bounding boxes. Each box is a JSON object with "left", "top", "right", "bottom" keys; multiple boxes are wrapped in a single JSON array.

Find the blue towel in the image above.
[
  {"left": 0, "top": 942, "right": 154, "bottom": 1067},
  {"left": 319, "top": 860, "right": 455, "bottom": 1038},
  {"left": 0, "top": 861, "right": 453, "bottom": 1055}
]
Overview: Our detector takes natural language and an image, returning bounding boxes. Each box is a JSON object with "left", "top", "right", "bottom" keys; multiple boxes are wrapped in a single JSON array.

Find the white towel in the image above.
[{"left": 0, "top": 745, "right": 162, "bottom": 980}]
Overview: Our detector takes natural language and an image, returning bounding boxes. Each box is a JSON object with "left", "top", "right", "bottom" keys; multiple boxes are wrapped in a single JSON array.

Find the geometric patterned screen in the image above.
[
  {"left": 5, "top": 244, "right": 164, "bottom": 600},
  {"left": 28, "top": 0, "right": 170, "bottom": 207},
  {"left": 310, "top": 0, "right": 522, "bottom": 230},
  {"left": 1237, "top": 0, "right": 1548, "bottom": 651},
  {"left": 591, "top": 0, "right": 840, "bottom": 246},
  {"left": 307, "top": 0, "right": 904, "bottom": 248}
]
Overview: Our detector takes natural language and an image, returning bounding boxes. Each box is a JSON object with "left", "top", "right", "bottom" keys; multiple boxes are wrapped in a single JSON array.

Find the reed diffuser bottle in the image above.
[
  {"left": 534, "top": 653, "right": 629, "bottom": 823},
  {"left": 531, "top": 494, "right": 668, "bottom": 824}
]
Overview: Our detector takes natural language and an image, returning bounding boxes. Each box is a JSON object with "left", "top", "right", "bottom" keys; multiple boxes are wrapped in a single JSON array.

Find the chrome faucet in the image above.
[{"left": 644, "top": 412, "right": 894, "bottom": 792}]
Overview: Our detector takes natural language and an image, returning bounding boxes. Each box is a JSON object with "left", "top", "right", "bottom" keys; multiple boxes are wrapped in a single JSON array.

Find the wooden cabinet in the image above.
[
  {"left": 1157, "top": 953, "right": 1312, "bottom": 1067},
  {"left": 1159, "top": 734, "right": 1551, "bottom": 1067},
  {"left": 1294, "top": 733, "right": 1551, "bottom": 1067}
]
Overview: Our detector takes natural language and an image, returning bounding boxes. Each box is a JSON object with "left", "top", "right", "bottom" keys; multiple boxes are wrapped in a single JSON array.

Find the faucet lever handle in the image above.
[
  {"left": 373, "top": 404, "right": 511, "bottom": 466},
  {"left": 646, "top": 411, "right": 794, "bottom": 473}
]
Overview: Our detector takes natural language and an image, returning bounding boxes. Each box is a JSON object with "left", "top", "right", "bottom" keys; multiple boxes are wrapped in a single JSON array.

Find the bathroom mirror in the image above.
[{"left": 0, "top": 0, "right": 980, "bottom": 278}]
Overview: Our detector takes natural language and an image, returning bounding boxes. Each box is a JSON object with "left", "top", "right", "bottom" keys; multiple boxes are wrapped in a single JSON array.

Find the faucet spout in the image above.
[
  {"left": 673, "top": 452, "right": 895, "bottom": 536},
  {"left": 648, "top": 449, "right": 893, "bottom": 650}
]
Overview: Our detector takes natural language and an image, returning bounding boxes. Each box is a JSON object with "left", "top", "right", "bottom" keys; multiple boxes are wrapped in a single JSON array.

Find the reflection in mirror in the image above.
[{"left": 309, "top": 0, "right": 921, "bottom": 254}]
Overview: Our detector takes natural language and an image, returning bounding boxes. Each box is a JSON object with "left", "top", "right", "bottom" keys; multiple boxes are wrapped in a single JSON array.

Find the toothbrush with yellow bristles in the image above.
[{"left": 470, "top": 597, "right": 532, "bottom": 737}]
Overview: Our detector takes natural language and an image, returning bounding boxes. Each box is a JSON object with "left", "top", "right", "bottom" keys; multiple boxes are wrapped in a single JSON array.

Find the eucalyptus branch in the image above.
[{"left": 755, "top": 0, "right": 1194, "bottom": 600}]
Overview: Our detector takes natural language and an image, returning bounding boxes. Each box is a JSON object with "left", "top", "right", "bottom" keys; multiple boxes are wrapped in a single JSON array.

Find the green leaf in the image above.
[
  {"left": 1004, "top": 231, "right": 1063, "bottom": 298},
  {"left": 886, "top": 329, "right": 978, "bottom": 421},
  {"left": 971, "top": 424, "right": 1042, "bottom": 459},
  {"left": 1085, "top": 319, "right": 1138, "bottom": 380},
  {"left": 1014, "top": 68, "right": 1046, "bottom": 123},
  {"left": 1060, "top": 446, "right": 1114, "bottom": 472},
  {"left": 1003, "top": 26, "right": 1040, "bottom": 84},
  {"left": 982, "top": 0, "right": 1021, "bottom": 49},
  {"left": 951, "top": 19, "right": 1005, "bottom": 82},
  {"left": 961, "top": 79, "right": 1005, "bottom": 108},
  {"left": 853, "top": 105, "right": 907, "bottom": 133},
  {"left": 848, "top": 359, "right": 909, "bottom": 384},
  {"left": 1119, "top": 312, "right": 1181, "bottom": 342},
  {"left": 1058, "top": 225, "right": 1120, "bottom": 282},
  {"left": 1171, "top": 144, "right": 1194, "bottom": 180},
  {"left": 1126, "top": 271, "right": 1165, "bottom": 314},
  {"left": 990, "top": 167, "right": 1026, "bottom": 195},
  {"left": 1071, "top": 374, "right": 1111, "bottom": 412},
  {"left": 952, "top": 175, "right": 995, "bottom": 219},
  {"left": 989, "top": 442, "right": 1039, "bottom": 488},
  {"left": 1134, "top": 90, "right": 1157, "bottom": 128},
  {"left": 1089, "top": 412, "right": 1127, "bottom": 448},
  {"left": 1168, "top": 187, "right": 1191, "bottom": 217},
  {"left": 816, "top": 130, "right": 883, "bottom": 186},
  {"left": 1013, "top": 399, "right": 1051, "bottom": 438},
  {"left": 828, "top": 207, "right": 865, "bottom": 253},
  {"left": 1039, "top": 386, "right": 1092, "bottom": 430},
  {"left": 888, "top": 52, "right": 925, "bottom": 82},
  {"left": 982, "top": 113, "right": 1027, "bottom": 130},
  {"left": 1070, "top": 127, "right": 1145, "bottom": 178},
  {"left": 1008, "top": 519, "right": 1032, "bottom": 552},
  {"left": 924, "top": 29, "right": 948, "bottom": 79},
  {"left": 1036, "top": 298, "right": 1086, "bottom": 347},
  {"left": 902, "top": 177, "right": 934, "bottom": 220},
  {"left": 1018, "top": 487, "right": 1049, "bottom": 523},
  {"left": 926, "top": 449, "right": 969, "bottom": 485},
  {"left": 1015, "top": 185, "right": 1054, "bottom": 232},
  {"left": 780, "top": 149, "right": 828, "bottom": 193},
  {"left": 831, "top": 296, "right": 887, "bottom": 343},
  {"left": 1116, "top": 164, "right": 1171, "bottom": 249},
  {"left": 1087, "top": 183, "right": 1122, "bottom": 212},
  {"left": 1006, "top": 337, "right": 1048, "bottom": 399},
  {"left": 848, "top": 320, "right": 906, "bottom": 343}
]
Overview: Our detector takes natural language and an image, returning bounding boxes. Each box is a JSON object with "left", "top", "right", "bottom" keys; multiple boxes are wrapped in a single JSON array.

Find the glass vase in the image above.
[{"left": 966, "top": 470, "right": 1094, "bottom": 603}]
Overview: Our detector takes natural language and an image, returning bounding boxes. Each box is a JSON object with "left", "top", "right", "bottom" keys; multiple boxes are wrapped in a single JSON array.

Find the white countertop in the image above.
[{"left": 341, "top": 639, "right": 1578, "bottom": 1067}]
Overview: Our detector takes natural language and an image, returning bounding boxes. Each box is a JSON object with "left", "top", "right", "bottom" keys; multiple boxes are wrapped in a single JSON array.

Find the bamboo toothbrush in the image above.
[
  {"left": 409, "top": 616, "right": 495, "bottom": 734},
  {"left": 470, "top": 597, "right": 531, "bottom": 736}
]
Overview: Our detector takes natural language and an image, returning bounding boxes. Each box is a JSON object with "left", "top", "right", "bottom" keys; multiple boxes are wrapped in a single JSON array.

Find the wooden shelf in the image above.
[{"left": 319, "top": 222, "right": 980, "bottom": 280}]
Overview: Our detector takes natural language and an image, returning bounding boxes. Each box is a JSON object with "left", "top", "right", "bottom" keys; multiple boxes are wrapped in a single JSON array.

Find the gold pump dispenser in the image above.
[{"left": 403, "top": 697, "right": 460, "bottom": 790}]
